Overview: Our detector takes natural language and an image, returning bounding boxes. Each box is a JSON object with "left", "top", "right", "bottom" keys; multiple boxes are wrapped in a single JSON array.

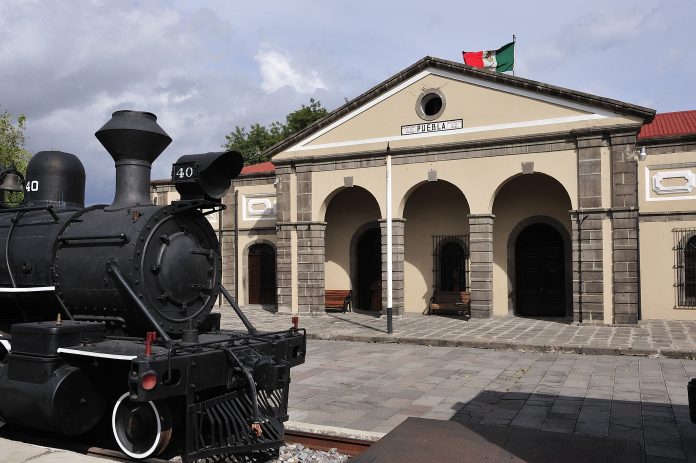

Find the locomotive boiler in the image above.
[{"left": 0, "top": 110, "right": 306, "bottom": 461}]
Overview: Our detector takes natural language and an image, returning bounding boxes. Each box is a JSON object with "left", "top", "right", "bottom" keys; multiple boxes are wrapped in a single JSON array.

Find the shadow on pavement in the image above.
[
  {"left": 448, "top": 390, "right": 696, "bottom": 462},
  {"left": 325, "top": 312, "right": 388, "bottom": 333}
]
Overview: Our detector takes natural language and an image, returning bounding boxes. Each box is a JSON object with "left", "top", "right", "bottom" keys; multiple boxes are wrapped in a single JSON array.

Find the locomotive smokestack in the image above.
[{"left": 95, "top": 110, "right": 172, "bottom": 209}]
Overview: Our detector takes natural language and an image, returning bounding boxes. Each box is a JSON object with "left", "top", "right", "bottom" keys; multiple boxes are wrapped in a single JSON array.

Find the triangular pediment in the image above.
[{"left": 271, "top": 57, "right": 654, "bottom": 161}]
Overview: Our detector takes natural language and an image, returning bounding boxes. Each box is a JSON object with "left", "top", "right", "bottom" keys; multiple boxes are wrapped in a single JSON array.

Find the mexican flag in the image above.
[{"left": 462, "top": 41, "right": 515, "bottom": 72}]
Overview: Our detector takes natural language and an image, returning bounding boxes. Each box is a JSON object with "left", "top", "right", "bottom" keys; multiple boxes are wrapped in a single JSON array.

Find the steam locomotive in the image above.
[{"left": 0, "top": 110, "right": 306, "bottom": 461}]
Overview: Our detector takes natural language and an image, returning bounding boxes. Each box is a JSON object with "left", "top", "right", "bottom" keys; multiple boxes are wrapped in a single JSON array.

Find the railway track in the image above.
[
  {"left": 285, "top": 429, "right": 372, "bottom": 457},
  {"left": 0, "top": 427, "right": 373, "bottom": 462}
]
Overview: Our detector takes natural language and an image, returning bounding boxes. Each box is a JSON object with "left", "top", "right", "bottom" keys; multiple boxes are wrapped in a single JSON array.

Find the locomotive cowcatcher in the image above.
[{"left": 0, "top": 110, "right": 306, "bottom": 461}]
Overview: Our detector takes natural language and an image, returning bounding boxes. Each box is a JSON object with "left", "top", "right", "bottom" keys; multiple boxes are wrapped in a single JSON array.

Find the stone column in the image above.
[
  {"left": 275, "top": 223, "right": 294, "bottom": 313},
  {"left": 379, "top": 218, "right": 405, "bottom": 316},
  {"left": 296, "top": 222, "right": 326, "bottom": 314},
  {"left": 221, "top": 231, "right": 236, "bottom": 296},
  {"left": 220, "top": 188, "right": 236, "bottom": 298},
  {"left": 572, "top": 134, "right": 606, "bottom": 323},
  {"left": 610, "top": 131, "right": 640, "bottom": 324},
  {"left": 275, "top": 168, "right": 293, "bottom": 313},
  {"left": 612, "top": 209, "right": 639, "bottom": 324},
  {"left": 468, "top": 214, "right": 494, "bottom": 318},
  {"left": 571, "top": 210, "right": 606, "bottom": 323}
]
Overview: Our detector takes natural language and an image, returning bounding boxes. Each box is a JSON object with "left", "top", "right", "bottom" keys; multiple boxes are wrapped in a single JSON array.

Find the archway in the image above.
[
  {"left": 324, "top": 186, "right": 381, "bottom": 307},
  {"left": 247, "top": 243, "right": 276, "bottom": 305},
  {"left": 515, "top": 223, "right": 566, "bottom": 316},
  {"left": 355, "top": 227, "right": 382, "bottom": 311},
  {"left": 402, "top": 180, "right": 470, "bottom": 313}
]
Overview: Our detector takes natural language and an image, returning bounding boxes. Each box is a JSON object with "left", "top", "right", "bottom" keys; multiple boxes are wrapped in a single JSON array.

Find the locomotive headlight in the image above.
[
  {"left": 172, "top": 151, "right": 244, "bottom": 202},
  {"left": 141, "top": 371, "right": 158, "bottom": 391}
]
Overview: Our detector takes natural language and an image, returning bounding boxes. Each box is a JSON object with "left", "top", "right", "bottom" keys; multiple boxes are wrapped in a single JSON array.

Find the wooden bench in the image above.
[
  {"left": 428, "top": 290, "right": 471, "bottom": 318},
  {"left": 325, "top": 290, "right": 352, "bottom": 312}
]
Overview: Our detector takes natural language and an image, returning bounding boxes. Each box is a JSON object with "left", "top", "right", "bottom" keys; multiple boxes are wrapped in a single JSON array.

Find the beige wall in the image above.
[
  {"left": 403, "top": 181, "right": 469, "bottom": 313},
  {"left": 227, "top": 182, "right": 277, "bottom": 305},
  {"left": 639, "top": 150, "right": 696, "bottom": 213},
  {"left": 315, "top": 167, "right": 386, "bottom": 220},
  {"left": 311, "top": 149, "right": 578, "bottom": 223},
  {"left": 275, "top": 72, "right": 642, "bottom": 160},
  {"left": 491, "top": 174, "right": 573, "bottom": 317},
  {"left": 640, "top": 220, "right": 696, "bottom": 320}
]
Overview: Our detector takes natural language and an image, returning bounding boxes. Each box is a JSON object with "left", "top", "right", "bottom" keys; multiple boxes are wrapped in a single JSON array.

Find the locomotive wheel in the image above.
[{"left": 111, "top": 392, "right": 172, "bottom": 459}]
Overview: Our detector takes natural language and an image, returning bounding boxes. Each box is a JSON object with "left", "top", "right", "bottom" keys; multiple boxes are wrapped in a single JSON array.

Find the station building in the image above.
[{"left": 152, "top": 57, "right": 696, "bottom": 324}]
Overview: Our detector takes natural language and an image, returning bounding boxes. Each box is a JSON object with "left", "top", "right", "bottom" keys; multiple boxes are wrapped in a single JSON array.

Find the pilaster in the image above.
[
  {"left": 612, "top": 209, "right": 639, "bottom": 324},
  {"left": 379, "top": 218, "right": 406, "bottom": 316},
  {"left": 609, "top": 131, "right": 640, "bottom": 324},
  {"left": 296, "top": 222, "right": 326, "bottom": 314},
  {"left": 571, "top": 209, "right": 606, "bottom": 323},
  {"left": 468, "top": 214, "right": 494, "bottom": 318}
]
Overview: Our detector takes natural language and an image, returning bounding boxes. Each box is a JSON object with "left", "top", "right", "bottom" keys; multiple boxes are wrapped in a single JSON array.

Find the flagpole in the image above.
[
  {"left": 386, "top": 143, "right": 393, "bottom": 334},
  {"left": 512, "top": 34, "right": 516, "bottom": 76}
]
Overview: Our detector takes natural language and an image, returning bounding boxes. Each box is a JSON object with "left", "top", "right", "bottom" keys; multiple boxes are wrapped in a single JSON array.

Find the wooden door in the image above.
[
  {"left": 248, "top": 244, "right": 276, "bottom": 305},
  {"left": 516, "top": 224, "right": 565, "bottom": 316}
]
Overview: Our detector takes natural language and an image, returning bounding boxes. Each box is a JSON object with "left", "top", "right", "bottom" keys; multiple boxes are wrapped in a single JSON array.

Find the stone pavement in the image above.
[
  {"left": 0, "top": 437, "right": 102, "bottom": 462},
  {"left": 289, "top": 339, "right": 696, "bottom": 462},
  {"left": 219, "top": 308, "right": 696, "bottom": 358},
  {"left": 4, "top": 309, "right": 696, "bottom": 462}
]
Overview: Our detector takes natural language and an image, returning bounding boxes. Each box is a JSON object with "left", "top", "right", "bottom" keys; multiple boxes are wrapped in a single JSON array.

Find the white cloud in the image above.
[{"left": 255, "top": 49, "right": 326, "bottom": 94}]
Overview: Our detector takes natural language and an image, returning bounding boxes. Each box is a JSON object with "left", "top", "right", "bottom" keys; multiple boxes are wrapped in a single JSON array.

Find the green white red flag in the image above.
[{"left": 462, "top": 41, "right": 515, "bottom": 72}]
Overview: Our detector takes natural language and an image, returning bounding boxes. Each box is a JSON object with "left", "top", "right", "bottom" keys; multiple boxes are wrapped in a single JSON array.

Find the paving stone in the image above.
[{"left": 213, "top": 310, "right": 696, "bottom": 460}]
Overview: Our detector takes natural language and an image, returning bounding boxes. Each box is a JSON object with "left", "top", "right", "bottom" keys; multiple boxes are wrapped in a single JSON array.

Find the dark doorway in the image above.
[
  {"left": 248, "top": 243, "right": 276, "bottom": 305},
  {"left": 356, "top": 228, "right": 381, "bottom": 311},
  {"left": 515, "top": 223, "right": 565, "bottom": 316}
]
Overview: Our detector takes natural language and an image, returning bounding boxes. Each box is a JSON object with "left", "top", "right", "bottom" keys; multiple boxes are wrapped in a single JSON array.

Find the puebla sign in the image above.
[{"left": 401, "top": 119, "right": 463, "bottom": 136}]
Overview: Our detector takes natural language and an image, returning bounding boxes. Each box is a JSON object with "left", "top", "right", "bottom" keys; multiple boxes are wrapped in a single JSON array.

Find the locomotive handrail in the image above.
[
  {"left": 58, "top": 233, "right": 129, "bottom": 245},
  {"left": 0, "top": 205, "right": 60, "bottom": 222},
  {"left": 106, "top": 260, "right": 173, "bottom": 347},
  {"left": 170, "top": 199, "right": 224, "bottom": 215}
]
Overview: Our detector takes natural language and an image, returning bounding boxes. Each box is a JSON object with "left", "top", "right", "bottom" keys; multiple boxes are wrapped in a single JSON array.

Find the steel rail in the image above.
[
  {"left": 284, "top": 429, "right": 373, "bottom": 457},
  {"left": 0, "top": 426, "right": 372, "bottom": 461}
]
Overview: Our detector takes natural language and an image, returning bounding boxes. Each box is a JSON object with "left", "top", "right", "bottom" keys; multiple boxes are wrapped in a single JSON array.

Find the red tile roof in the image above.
[
  {"left": 240, "top": 161, "right": 275, "bottom": 175},
  {"left": 638, "top": 110, "right": 696, "bottom": 139}
]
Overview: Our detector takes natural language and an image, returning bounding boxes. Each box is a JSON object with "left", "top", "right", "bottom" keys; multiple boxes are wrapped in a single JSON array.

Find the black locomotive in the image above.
[{"left": 0, "top": 110, "right": 305, "bottom": 461}]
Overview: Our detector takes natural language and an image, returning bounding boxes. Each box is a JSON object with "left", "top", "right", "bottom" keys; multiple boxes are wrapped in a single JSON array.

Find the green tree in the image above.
[
  {"left": 0, "top": 109, "right": 31, "bottom": 204},
  {"left": 224, "top": 98, "right": 328, "bottom": 165}
]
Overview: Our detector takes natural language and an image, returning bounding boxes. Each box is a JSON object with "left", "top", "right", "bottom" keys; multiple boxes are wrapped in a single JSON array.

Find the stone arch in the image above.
[
  {"left": 320, "top": 185, "right": 383, "bottom": 222},
  {"left": 402, "top": 180, "right": 471, "bottom": 313},
  {"left": 398, "top": 179, "right": 468, "bottom": 218},
  {"left": 488, "top": 172, "right": 574, "bottom": 213},
  {"left": 324, "top": 186, "right": 382, "bottom": 297}
]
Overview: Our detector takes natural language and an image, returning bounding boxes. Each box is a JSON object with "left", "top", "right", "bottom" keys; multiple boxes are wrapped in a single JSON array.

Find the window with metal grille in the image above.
[
  {"left": 433, "top": 235, "right": 470, "bottom": 291},
  {"left": 674, "top": 228, "right": 696, "bottom": 308}
]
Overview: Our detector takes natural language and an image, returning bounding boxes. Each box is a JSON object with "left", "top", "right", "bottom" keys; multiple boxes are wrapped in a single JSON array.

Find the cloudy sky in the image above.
[{"left": 1, "top": 0, "right": 693, "bottom": 204}]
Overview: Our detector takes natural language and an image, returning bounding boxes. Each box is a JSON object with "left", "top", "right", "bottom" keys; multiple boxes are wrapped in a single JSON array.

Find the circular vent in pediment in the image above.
[{"left": 416, "top": 88, "right": 446, "bottom": 121}]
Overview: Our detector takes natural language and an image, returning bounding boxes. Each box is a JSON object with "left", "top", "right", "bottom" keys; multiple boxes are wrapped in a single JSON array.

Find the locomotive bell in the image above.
[
  {"left": 172, "top": 151, "right": 244, "bottom": 202},
  {"left": 0, "top": 164, "right": 24, "bottom": 208},
  {"left": 95, "top": 110, "right": 172, "bottom": 209},
  {"left": 0, "top": 172, "right": 23, "bottom": 192}
]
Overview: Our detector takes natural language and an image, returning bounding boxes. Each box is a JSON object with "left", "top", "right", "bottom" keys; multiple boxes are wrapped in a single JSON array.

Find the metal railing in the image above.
[
  {"left": 673, "top": 228, "right": 696, "bottom": 308},
  {"left": 432, "top": 235, "right": 470, "bottom": 292}
]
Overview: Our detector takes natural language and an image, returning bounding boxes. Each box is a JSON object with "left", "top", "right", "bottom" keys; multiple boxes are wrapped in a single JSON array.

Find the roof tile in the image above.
[
  {"left": 638, "top": 110, "right": 696, "bottom": 139},
  {"left": 240, "top": 161, "right": 275, "bottom": 175}
]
